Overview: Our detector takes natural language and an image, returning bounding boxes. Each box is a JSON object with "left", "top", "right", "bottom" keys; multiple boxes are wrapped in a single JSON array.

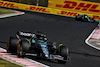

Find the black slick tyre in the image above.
[
  {"left": 17, "top": 40, "right": 29, "bottom": 58},
  {"left": 82, "top": 17, "right": 88, "bottom": 22},
  {"left": 75, "top": 16, "right": 79, "bottom": 21},
  {"left": 58, "top": 46, "right": 70, "bottom": 64},
  {"left": 7, "top": 37, "right": 19, "bottom": 53},
  {"left": 90, "top": 18, "right": 95, "bottom": 23},
  {"left": 17, "top": 44, "right": 25, "bottom": 58}
]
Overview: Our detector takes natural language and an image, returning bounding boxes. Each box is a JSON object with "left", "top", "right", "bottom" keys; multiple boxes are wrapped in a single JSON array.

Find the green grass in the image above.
[
  {"left": 0, "top": 8, "right": 16, "bottom": 15},
  {"left": 0, "top": 58, "right": 22, "bottom": 67}
]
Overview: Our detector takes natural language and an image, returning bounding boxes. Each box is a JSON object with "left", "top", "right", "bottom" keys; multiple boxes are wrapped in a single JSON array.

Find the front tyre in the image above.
[{"left": 58, "top": 46, "right": 70, "bottom": 64}]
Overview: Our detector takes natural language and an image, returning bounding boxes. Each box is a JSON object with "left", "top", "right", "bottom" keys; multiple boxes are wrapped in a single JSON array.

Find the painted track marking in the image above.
[{"left": 0, "top": 47, "right": 49, "bottom": 67}]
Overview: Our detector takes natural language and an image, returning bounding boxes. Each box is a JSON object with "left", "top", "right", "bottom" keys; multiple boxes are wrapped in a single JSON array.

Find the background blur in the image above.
[
  {"left": 3, "top": 0, "right": 100, "bottom": 7},
  {"left": 3, "top": 0, "right": 48, "bottom": 7},
  {"left": 82, "top": 0, "right": 100, "bottom": 3}
]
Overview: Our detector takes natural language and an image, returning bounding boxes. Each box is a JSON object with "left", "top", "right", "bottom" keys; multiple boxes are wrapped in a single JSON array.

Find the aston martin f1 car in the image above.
[
  {"left": 7, "top": 31, "right": 70, "bottom": 64},
  {"left": 75, "top": 14, "right": 96, "bottom": 23}
]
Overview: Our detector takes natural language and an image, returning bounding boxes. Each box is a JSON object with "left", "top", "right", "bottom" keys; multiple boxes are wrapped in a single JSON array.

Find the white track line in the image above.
[
  {"left": 85, "top": 22, "right": 100, "bottom": 50},
  {"left": 0, "top": 47, "right": 49, "bottom": 67},
  {"left": 25, "top": 58, "right": 49, "bottom": 67},
  {"left": 0, "top": 47, "right": 7, "bottom": 51},
  {"left": 0, "top": 10, "right": 25, "bottom": 18}
]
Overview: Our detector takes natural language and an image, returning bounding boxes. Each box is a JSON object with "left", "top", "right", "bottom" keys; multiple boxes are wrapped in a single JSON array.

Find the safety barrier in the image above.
[
  {"left": 48, "top": 0, "right": 100, "bottom": 15},
  {"left": 0, "top": 1, "right": 100, "bottom": 20}
]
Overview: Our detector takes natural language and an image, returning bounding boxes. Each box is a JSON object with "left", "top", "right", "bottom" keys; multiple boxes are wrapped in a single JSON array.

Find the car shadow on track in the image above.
[
  {"left": 0, "top": 41, "right": 7, "bottom": 44},
  {"left": 26, "top": 55, "right": 59, "bottom": 64},
  {"left": 70, "top": 51, "right": 100, "bottom": 57}
]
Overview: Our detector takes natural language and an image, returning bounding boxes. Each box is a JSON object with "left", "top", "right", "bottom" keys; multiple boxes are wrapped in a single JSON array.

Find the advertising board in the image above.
[
  {"left": 0, "top": 1, "right": 100, "bottom": 20},
  {"left": 48, "top": 0, "right": 100, "bottom": 15}
]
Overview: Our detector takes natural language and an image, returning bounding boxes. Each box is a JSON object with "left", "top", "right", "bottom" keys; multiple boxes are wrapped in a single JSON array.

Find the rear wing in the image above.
[{"left": 17, "top": 31, "right": 35, "bottom": 37}]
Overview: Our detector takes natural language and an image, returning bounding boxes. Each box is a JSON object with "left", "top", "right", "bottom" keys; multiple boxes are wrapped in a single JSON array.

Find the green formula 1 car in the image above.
[{"left": 7, "top": 31, "right": 70, "bottom": 64}]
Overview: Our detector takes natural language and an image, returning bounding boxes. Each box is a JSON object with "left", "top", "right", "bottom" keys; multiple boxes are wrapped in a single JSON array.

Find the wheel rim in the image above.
[
  {"left": 17, "top": 44, "right": 21, "bottom": 56},
  {"left": 19, "top": 46, "right": 23, "bottom": 56},
  {"left": 7, "top": 39, "right": 10, "bottom": 50},
  {"left": 17, "top": 43, "right": 24, "bottom": 57}
]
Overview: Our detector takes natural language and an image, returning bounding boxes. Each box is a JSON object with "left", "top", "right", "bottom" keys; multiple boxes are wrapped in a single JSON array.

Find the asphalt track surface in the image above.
[{"left": 0, "top": 12, "right": 100, "bottom": 67}]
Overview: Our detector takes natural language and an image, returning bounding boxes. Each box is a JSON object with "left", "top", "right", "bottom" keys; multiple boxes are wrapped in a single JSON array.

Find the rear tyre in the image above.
[
  {"left": 7, "top": 37, "right": 19, "bottom": 53},
  {"left": 21, "top": 40, "right": 29, "bottom": 52},
  {"left": 58, "top": 46, "right": 70, "bottom": 64},
  {"left": 90, "top": 18, "right": 95, "bottom": 23},
  {"left": 82, "top": 17, "right": 88, "bottom": 22},
  {"left": 17, "top": 40, "right": 29, "bottom": 58},
  {"left": 7, "top": 50, "right": 11, "bottom": 53},
  {"left": 17, "top": 44, "right": 25, "bottom": 58},
  {"left": 75, "top": 16, "right": 79, "bottom": 21}
]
